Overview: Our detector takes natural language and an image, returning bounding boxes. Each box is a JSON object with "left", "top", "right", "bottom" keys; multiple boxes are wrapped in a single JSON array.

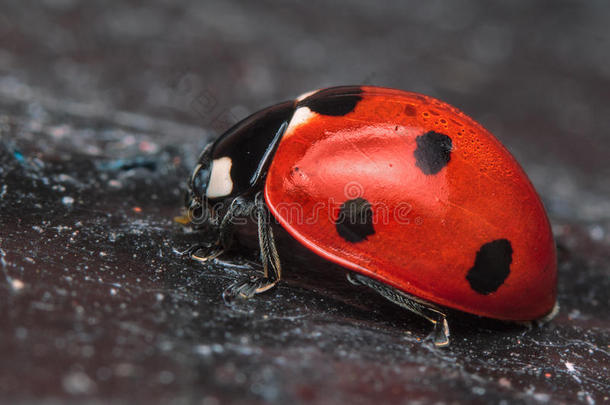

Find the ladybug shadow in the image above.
[{"left": 233, "top": 225, "right": 528, "bottom": 348}]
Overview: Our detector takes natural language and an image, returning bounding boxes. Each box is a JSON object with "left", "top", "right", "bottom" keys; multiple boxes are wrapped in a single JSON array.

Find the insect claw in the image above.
[
  {"left": 222, "top": 277, "right": 277, "bottom": 303},
  {"left": 175, "top": 243, "right": 219, "bottom": 261}
]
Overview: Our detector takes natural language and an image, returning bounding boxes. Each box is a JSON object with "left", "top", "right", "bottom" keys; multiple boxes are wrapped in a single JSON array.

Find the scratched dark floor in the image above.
[{"left": 0, "top": 1, "right": 609, "bottom": 404}]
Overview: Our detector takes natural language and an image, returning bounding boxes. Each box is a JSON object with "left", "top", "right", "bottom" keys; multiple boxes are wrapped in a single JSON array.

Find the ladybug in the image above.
[{"left": 181, "top": 86, "right": 557, "bottom": 347}]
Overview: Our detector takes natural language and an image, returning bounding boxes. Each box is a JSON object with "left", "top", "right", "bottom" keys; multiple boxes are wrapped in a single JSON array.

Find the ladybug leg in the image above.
[
  {"left": 347, "top": 273, "right": 450, "bottom": 347},
  {"left": 223, "top": 192, "right": 281, "bottom": 300},
  {"left": 186, "top": 197, "right": 246, "bottom": 262},
  {"left": 178, "top": 243, "right": 217, "bottom": 261}
]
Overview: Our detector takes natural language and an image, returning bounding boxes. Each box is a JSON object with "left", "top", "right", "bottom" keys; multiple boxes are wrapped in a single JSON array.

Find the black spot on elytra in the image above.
[
  {"left": 336, "top": 197, "right": 375, "bottom": 243},
  {"left": 404, "top": 104, "right": 417, "bottom": 116},
  {"left": 298, "top": 86, "right": 363, "bottom": 116},
  {"left": 466, "top": 239, "right": 513, "bottom": 295},
  {"left": 414, "top": 131, "right": 453, "bottom": 175}
]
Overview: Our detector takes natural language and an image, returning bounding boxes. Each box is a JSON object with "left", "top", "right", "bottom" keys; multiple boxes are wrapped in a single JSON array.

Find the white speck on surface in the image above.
[
  {"left": 498, "top": 377, "right": 511, "bottom": 388},
  {"left": 108, "top": 179, "right": 122, "bottom": 188},
  {"left": 56, "top": 225, "right": 71, "bottom": 233},
  {"left": 10, "top": 278, "right": 25, "bottom": 291},
  {"left": 194, "top": 345, "right": 212, "bottom": 356},
  {"left": 156, "top": 293, "right": 164, "bottom": 301},
  {"left": 49, "top": 124, "right": 70, "bottom": 138},
  {"left": 565, "top": 361, "right": 576, "bottom": 373},
  {"left": 138, "top": 140, "right": 159, "bottom": 153},
  {"left": 568, "top": 309, "right": 581, "bottom": 320},
  {"left": 533, "top": 392, "right": 551, "bottom": 403},
  {"left": 589, "top": 225, "right": 605, "bottom": 241},
  {"left": 195, "top": 344, "right": 224, "bottom": 356},
  {"left": 109, "top": 288, "right": 117, "bottom": 296},
  {"left": 62, "top": 196, "right": 74, "bottom": 206},
  {"left": 57, "top": 173, "right": 77, "bottom": 183},
  {"left": 62, "top": 371, "right": 96, "bottom": 395}
]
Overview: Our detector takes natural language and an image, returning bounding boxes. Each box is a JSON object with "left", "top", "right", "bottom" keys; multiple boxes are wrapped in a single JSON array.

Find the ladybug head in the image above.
[{"left": 181, "top": 100, "right": 295, "bottom": 229}]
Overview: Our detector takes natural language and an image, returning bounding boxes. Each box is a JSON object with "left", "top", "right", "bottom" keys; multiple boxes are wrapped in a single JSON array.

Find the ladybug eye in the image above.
[{"left": 190, "top": 164, "right": 211, "bottom": 199}]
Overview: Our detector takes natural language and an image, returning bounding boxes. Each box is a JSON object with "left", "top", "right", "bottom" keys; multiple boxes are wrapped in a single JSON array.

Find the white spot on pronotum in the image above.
[
  {"left": 206, "top": 157, "right": 233, "bottom": 198},
  {"left": 285, "top": 106, "right": 315, "bottom": 137}
]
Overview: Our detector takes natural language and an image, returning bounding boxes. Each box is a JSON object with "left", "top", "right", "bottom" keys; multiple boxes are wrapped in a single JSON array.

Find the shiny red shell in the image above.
[{"left": 264, "top": 86, "right": 557, "bottom": 321}]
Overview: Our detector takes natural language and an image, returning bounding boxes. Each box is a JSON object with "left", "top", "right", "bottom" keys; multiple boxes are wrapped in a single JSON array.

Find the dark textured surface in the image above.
[{"left": 0, "top": 1, "right": 609, "bottom": 404}]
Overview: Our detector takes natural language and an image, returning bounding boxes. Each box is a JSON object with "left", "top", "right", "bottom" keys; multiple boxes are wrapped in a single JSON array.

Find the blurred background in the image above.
[{"left": 0, "top": 1, "right": 608, "bottom": 404}]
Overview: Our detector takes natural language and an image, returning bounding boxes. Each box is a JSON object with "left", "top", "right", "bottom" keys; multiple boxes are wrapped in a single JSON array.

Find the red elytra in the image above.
[{"left": 264, "top": 86, "right": 557, "bottom": 321}]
